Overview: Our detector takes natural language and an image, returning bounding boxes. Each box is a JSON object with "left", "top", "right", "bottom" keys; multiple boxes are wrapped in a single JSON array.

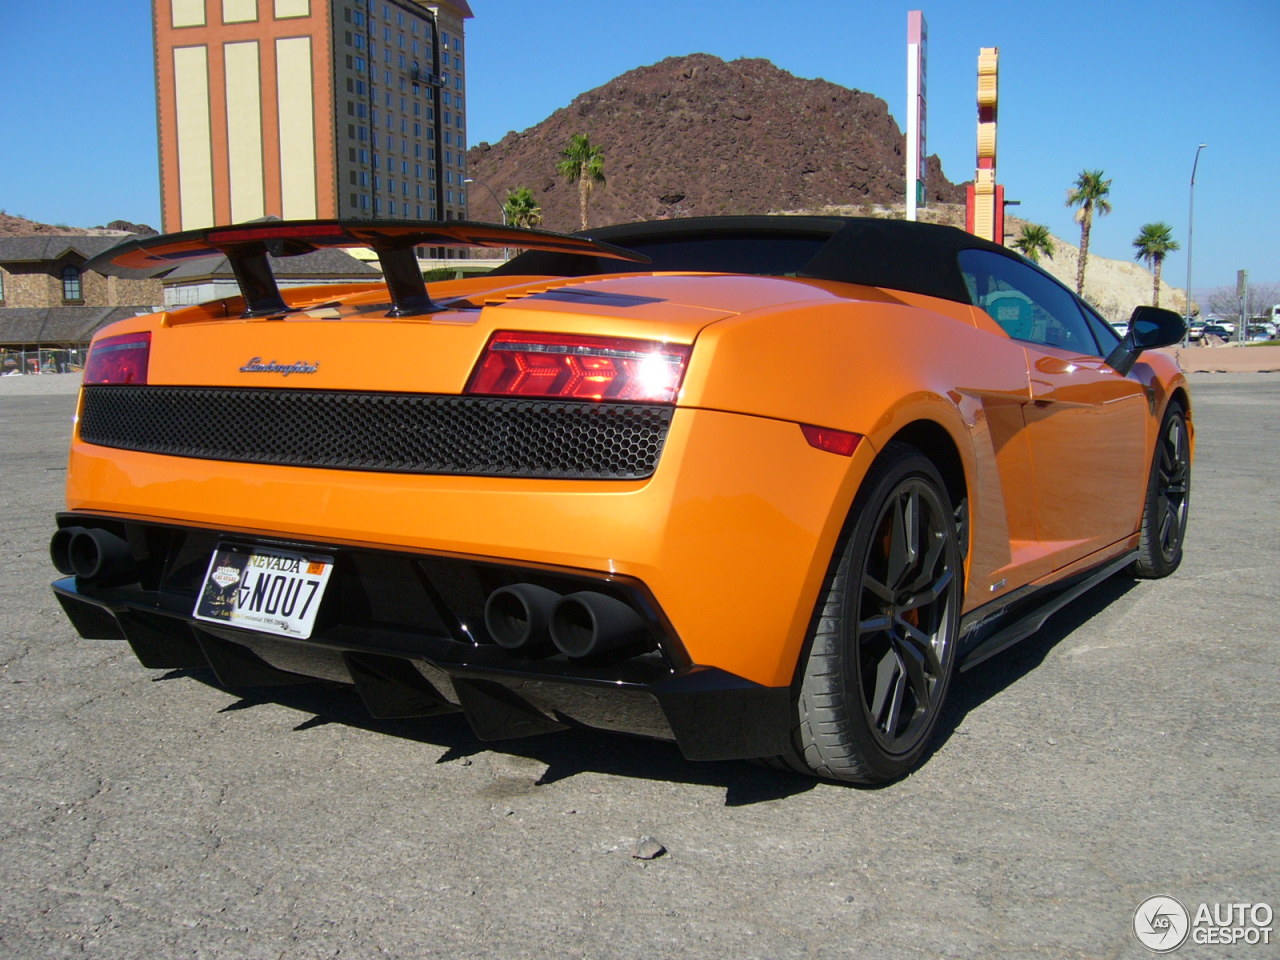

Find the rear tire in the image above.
[
  {"left": 1129, "top": 403, "right": 1190, "bottom": 579},
  {"left": 774, "top": 443, "right": 962, "bottom": 784}
]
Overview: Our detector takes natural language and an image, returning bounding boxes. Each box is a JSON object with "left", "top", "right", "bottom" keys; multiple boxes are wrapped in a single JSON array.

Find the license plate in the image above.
[{"left": 193, "top": 544, "right": 333, "bottom": 639}]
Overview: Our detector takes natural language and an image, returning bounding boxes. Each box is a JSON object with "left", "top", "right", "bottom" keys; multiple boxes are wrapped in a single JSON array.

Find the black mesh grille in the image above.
[{"left": 79, "top": 386, "right": 673, "bottom": 479}]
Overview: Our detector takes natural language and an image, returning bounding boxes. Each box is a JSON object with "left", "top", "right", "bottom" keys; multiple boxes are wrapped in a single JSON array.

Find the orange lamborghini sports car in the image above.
[{"left": 50, "top": 216, "right": 1191, "bottom": 783}]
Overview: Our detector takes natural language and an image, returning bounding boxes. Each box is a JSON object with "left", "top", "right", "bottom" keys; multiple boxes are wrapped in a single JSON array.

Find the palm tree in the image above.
[
  {"left": 1011, "top": 223, "right": 1055, "bottom": 264},
  {"left": 1132, "top": 222, "right": 1180, "bottom": 307},
  {"left": 1066, "top": 169, "right": 1112, "bottom": 295},
  {"left": 556, "top": 134, "right": 606, "bottom": 230},
  {"left": 502, "top": 187, "right": 542, "bottom": 229}
]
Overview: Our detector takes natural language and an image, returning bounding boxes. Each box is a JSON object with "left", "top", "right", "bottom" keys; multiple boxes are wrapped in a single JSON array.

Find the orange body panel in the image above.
[{"left": 63, "top": 269, "right": 1189, "bottom": 688}]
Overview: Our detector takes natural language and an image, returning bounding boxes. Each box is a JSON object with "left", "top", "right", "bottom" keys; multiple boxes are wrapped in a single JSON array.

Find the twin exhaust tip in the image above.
[
  {"left": 50, "top": 527, "right": 137, "bottom": 587},
  {"left": 483, "top": 584, "right": 647, "bottom": 659},
  {"left": 52, "top": 528, "right": 645, "bottom": 661}
]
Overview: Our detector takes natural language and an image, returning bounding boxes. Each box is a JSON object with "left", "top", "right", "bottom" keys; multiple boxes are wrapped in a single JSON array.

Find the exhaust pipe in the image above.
[
  {"left": 49, "top": 526, "right": 86, "bottom": 575},
  {"left": 484, "top": 584, "right": 560, "bottom": 652},
  {"left": 50, "top": 527, "right": 137, "bottom": 587},
  {"left": 550, "top": 591, "right": 647, "bottom": 659}
]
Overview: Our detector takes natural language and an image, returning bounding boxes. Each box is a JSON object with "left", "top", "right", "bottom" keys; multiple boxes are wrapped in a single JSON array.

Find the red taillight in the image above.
[
  {"left": 466, "top": 332, "right": 691, "bottom": 403},
  {"left": 800, "top": 424, "right": 862, "bottom": 457},
  {"left": 83, "top": 331, "right": 151, "bottom": 384}
]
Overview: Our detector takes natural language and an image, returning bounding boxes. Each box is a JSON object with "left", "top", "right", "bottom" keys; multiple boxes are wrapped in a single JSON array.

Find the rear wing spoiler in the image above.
[{"left": 86, "top": 219, "right": 649, "bottom": 318}]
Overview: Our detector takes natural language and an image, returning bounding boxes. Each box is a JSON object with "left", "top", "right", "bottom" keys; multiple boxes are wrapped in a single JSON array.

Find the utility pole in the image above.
[
  {"left": 1183, "top": 144, "right": 1206, "bottom": 347},
  {"left": 1238, "top": 269, "right": 1248, "bottom": 343}
]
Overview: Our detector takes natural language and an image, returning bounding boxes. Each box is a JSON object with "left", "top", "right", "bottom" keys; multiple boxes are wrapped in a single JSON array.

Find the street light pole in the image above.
[
  {"left": 463, "top": 177, "right": 506, "bottom": 225},
  {"left": 1184, "top": 143, "right": 1207, "bottom": 346}
]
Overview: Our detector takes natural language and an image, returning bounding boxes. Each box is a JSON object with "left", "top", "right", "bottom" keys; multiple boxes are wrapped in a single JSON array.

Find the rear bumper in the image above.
[
  {"left": 50, "top": 514, "right": 793, "bottom": 761},
  {"left": 65, "top": 405, "right": 872, "bottom": 687}
]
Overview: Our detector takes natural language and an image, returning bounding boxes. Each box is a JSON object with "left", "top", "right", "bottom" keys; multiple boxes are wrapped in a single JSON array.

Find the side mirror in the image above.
[{"left": 1105, "top": 306, "right": 1187, "bottom": 375}]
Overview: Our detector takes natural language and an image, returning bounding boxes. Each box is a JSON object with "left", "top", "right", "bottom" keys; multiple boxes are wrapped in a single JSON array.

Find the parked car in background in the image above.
[{"left": 49, "top": 216, "right": 1191, "bottom": 784}]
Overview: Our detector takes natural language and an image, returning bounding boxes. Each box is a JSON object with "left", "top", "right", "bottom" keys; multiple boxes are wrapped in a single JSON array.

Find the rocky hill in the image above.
[
  {"left": 465, "top": 53, "right": 965, "bottom": 231},
  {"left": 0, "top": 212, "right": 154, "bottom": 238}
]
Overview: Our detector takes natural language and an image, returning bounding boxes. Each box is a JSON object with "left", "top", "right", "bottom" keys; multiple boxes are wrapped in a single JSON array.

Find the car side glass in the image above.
[
  {"left": 1079, "top": 301, "right": 1120, "bottom": 354},
  {"left": 958, "top": 250, "right": 1104, "bottom": 357}
]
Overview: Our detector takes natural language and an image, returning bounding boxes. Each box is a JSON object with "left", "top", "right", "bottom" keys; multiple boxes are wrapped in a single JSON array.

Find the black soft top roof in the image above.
[{"left": 496, "top": 215, "right": 1026, "bottom": 305}]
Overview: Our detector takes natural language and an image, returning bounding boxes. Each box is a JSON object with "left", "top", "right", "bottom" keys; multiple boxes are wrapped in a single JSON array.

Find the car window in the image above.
[
  {"left": 959, "top": 250, "right": 1103, "bottom": 355},
  {"left": 1079, "top": 301, "right": 1121, "bottom": 352}
]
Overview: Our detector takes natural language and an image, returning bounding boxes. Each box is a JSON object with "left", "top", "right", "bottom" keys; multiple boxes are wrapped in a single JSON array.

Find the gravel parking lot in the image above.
[{"left": 1, "top": 373, "right": 1276, "bottom": 959}]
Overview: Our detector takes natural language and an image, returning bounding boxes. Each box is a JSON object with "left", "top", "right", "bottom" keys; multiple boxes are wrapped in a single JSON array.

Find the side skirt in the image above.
[{"left": 957, "top": 551, "right": 1138, "bottom": 672}]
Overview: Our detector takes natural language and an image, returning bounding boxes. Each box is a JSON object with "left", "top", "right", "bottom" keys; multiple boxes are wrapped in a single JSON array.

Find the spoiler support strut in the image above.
[{"left": 85, "top": 219, "right": 649, "bottom": 321}]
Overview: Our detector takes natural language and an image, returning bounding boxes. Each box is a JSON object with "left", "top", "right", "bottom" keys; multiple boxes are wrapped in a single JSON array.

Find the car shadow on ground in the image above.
[
  {"left": 921, "top": 573, "right": 1140, "bottom": 768},
  {"left": 153, "top": 667, "right": 819, "bottom": 806},
  {"left": 150, "top": 574, "right": 1138, "bottom": 805}
]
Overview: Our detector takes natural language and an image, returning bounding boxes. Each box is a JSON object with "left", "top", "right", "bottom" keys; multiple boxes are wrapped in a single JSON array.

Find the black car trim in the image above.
[{"left": 78, "top": 385, "right": 674, "bottom": 480}]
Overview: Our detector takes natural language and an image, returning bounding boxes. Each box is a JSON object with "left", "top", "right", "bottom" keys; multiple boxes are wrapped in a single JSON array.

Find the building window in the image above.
[
  {"left": 62, "top": 265, "right": 82, "bottom": 301},
  {"left": 0, "top": 271, "right": 5, "bottom": 302}
]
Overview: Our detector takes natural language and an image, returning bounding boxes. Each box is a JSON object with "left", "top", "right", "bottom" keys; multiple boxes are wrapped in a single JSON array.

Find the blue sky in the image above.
[{"left": 1, "top": 0, "right": 1276, "bottom": 292}]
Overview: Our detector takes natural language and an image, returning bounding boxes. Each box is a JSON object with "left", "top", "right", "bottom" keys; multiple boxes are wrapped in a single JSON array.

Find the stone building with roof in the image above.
[
  {"left": 0, "top": 236, "right": 164, "bottom": 372},
  {"left": 159, "top": 247, "right": 381, "bottom": 307},
  {"left": 0, "top": 234, "right": 380, "bottom": 373}
]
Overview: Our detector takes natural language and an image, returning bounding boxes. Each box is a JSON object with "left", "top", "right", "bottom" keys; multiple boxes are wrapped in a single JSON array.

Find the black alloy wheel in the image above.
[
  {"left": 1131, "top": 403, "right": 1190, "bottom": 578},
  {"left": 778, "top": 443, "right": 962, "bottom": 784},
  {"left": 855, "top": 474, "right": 958, "bottom": 754}
]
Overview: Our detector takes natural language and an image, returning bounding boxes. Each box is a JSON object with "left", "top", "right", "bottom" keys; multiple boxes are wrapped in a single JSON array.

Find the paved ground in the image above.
[{"left": 0, "top": 375, "right": 1276, "bottom": 959}]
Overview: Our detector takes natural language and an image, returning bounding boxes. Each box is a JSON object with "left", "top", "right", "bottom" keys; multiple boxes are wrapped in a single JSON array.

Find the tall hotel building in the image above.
[{"left": 154, "top": 0, "right": 473, "bottom": 232}]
